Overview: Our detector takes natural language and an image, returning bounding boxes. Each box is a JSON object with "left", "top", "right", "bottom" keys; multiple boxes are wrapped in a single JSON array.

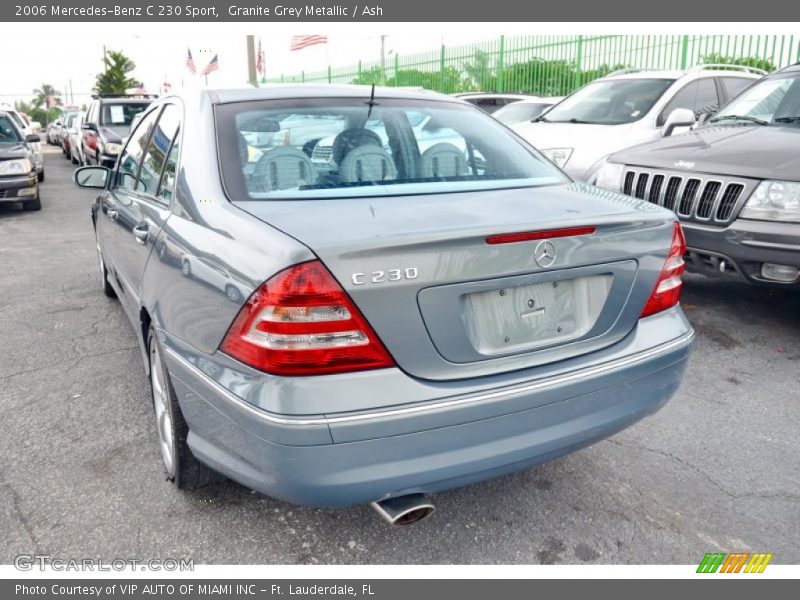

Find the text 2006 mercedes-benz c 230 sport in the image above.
[{"left": 73, "top": 86, "right": 693, "bottom": 525}]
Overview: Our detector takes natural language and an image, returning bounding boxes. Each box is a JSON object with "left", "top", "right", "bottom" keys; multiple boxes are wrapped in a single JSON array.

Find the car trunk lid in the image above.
[{"left": 235, "top": 182, "right": 676, "bottom": 381}]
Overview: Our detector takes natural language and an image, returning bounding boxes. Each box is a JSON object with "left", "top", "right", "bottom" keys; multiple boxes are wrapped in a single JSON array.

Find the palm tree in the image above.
[{"left": 32, "top": 84, "right": 62, "bottom": 110}]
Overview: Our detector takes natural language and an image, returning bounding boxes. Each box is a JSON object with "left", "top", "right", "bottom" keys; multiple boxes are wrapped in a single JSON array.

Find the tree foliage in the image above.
[{"left": 94, "top": 50, "right": 139, "bottom": 94}]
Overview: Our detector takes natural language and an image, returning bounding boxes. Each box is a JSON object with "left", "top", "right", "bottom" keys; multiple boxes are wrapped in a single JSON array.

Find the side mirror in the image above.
[
  {"left": 82, "top": 123, "right": 97, "bottom": 132},
  {"left": 73, "top": 166, "right": 110, "bottom": 190},
  {"left": 661, "top": 108, "right": 696, "bottom": 137},
  {"left": 25, "top": 133, "right": 40, "bottom": 143}
]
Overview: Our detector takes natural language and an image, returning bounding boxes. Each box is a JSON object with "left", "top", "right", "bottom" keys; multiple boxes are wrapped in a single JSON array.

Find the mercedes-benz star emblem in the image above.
[{"left": 534, "top": 240, "right": 556, "bottom": 268}]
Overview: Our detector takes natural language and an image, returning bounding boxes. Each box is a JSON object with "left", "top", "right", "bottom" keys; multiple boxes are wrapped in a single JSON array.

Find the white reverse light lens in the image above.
[
  {"left": 105, "top": 143, "right": 123, "bottom": 155},
  {"left": 595, "top": 162, "right": 624, "bottom": 191},
  {"left": 541, "top": 148, "right": 574, "bottom": 169},
  {"left": 741, "top": 180, "right": 800, "bottom": 222},
  {"left": 0, "top": 159, "right": 32, "bottom": 176}
]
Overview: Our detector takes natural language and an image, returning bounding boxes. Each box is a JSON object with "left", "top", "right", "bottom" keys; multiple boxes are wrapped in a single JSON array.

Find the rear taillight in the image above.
[
  {"left": 220, "top": 260, "right": 395, "bottom": 376},
  {"left": 640, "top": 222, "right": 687, "bottom": 318}
]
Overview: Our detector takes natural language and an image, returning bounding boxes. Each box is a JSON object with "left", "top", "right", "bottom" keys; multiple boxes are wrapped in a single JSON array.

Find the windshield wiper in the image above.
[
  {"left": 709, "top": 114, "right": 769, "bottom": 126},
  {"left": 533, "top": 115, "right": 549, "bottom": 122},
  {"left": 774, "top": 116, "right": 800, "bottom": 123}
]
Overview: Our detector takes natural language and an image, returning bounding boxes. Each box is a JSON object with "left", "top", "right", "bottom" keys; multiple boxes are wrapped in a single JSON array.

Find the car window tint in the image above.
[
  {"left": 0, "top": 116, "right": 21, "bottom": 142},
  {"left": 101, "top": 103, "right": 149, "bottom": 126},
  {"left": 548, "top": 78, "right": 675, "bottom": 125},
  {"left": 721, "top": 77, "right": 753, "bottom": 101},
  {"left": 136, "top": 105, "right": 180, "bottom": 197},
  {"left": 217, "top": 98, "right": 567, "bottom": 201},
  {"left": 114, "top": 108, "right": 160, "bottom": 191},
  {"left": 158, "top": 133, "right": 180, "bottom": 202},
  {"left": 659, "top": 78, "right": 720, "bottom": 125}
]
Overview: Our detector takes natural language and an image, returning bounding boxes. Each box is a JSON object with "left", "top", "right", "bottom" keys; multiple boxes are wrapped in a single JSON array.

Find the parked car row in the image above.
[
  {"left": 479, "top": 63, "right": 799, "bottom": 289},
  {"left": 47, "top": 94, "right": 155, "bottom": 168}
]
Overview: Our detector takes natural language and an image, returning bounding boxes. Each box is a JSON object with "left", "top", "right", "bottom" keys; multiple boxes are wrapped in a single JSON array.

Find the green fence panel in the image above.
[{"left": 266, "top": 34, "right": 800, "bottom": 94}]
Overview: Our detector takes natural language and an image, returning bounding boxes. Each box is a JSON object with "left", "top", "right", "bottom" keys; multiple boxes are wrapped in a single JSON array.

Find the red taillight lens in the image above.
[
  {"left": 220, "top": 260, "right": 395, "bottom": 376},
  {"left": 640, "top": 222, "right": 687, "bottom": 318}
]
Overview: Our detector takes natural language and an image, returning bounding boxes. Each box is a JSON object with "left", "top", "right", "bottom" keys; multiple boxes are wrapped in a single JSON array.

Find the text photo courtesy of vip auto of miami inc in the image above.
[{"left": 0, "top": 0, "right": 798, "bottom": 592}]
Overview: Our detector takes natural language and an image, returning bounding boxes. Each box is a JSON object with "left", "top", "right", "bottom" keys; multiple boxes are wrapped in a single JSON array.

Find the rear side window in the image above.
[
  {"left": 216, "top": 98, "right": 566, "bottom": 201},
  {"left": 115, "top": 108, "right": 160, "bottom": 191},
  {"left": 659, "top": 78, "right": 720, "bottom": 124},
  {"left": 100, "top": 103, "right": 149, "bottom": 126},
  {"left": 136, "top": 104, "right": 180, "bottom": 197},
  {"left": 720, "top": 77, "right": 754, "bottom": 101}
]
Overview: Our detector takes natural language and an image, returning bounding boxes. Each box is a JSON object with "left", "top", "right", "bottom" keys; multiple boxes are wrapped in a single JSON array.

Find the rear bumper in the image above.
[
  {"left": 682, "top": 219, "right": 800, "bottom": 285},
  {"left": 0, "top": 174, "right": 38, "bottom": 203},
  {"left": 162, "top": 310, "right": 693, "bottom": 508}
]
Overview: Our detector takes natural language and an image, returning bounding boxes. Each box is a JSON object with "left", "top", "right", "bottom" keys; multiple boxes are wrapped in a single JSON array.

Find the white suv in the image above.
[{"left": 512, "top": 65, "right": 764, "bottom": 182}]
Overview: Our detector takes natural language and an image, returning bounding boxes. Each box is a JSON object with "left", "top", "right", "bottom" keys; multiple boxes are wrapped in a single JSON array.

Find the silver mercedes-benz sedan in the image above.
[{"left": 73, "top": 85, "right": 693, "bottom": 524}]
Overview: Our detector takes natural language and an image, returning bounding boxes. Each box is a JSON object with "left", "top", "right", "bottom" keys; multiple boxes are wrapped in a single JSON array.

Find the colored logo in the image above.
[{"left": 697, "top": 552, "right": 773, "bottom": 573}]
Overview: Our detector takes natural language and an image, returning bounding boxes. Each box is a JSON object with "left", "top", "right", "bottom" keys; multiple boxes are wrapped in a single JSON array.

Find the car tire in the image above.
[
  {"left": 71, "top": 153, "right": 78, "bottom": 165},
  {"left": 96, "top": 242, "right": 117, "bottom": 298},
  {"left": 147, "top": 327, "right": 220, "bottom": 490},
  {"left": 224, "top": 285, "right": 242, "bottom": 303},
  {"left": 22, "top": 196, "right": 41, "bottom": 211},
  {"left": 38, "top": 170, "right": 45, "bottom": 183}
]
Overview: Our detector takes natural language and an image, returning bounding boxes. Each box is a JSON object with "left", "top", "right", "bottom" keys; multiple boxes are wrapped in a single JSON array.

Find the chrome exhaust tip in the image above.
[{"left": 371, "top": 494, "right": 435, "bottom": 526}]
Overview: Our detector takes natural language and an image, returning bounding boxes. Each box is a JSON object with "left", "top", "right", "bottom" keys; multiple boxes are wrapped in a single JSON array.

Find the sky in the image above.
[
  {"left": 0, "top": 24, "right": 485, "bottom": 109},
  {"left": 1, "top": 22, "right": 793, "bottom": 110}
]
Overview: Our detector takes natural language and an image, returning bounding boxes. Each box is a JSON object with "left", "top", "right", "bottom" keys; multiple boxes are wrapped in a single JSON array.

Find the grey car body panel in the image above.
[
  {"left": 89, "top": 86, "right": 693, "bottom": 508},
  {"left": 609, "top": 124, "right": 800, "bottom": 181}
]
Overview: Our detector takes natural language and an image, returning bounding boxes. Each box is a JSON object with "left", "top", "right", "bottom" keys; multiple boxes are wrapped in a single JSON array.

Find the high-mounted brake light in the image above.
[
  {"left": 220, "top": 261, "right": 395, "bottom": 376},
  {"left": 640, "top": 222, "right": 687, "bottom": 318},
  {"left": 486, "top": 226, "right": 596, "bottom": 245}
]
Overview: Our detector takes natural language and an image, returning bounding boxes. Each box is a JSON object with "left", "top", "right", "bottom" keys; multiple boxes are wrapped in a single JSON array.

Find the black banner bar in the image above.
[
  {"left": 3, "top": 0, "right": 800, "bottom": 22},
  {"left": 4, "top": 579, "right": 800, "bottom": 600}
]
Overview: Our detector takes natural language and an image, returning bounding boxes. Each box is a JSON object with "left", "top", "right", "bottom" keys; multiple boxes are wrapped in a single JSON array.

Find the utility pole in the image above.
[
  {"left": 380, "top": 35, "right": 386, "bottom": 86},
  {"left": 246, "top": 35, "right": 257, "bottom": 86}
]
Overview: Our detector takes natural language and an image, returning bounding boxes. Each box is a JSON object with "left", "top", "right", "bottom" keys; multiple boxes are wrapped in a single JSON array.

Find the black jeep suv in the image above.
[
  {"left": 81, "top": 95, "right": 154, "bottom": 167},
  {"left": 596, "top": 63, "right": 800, "bottom": 287}
]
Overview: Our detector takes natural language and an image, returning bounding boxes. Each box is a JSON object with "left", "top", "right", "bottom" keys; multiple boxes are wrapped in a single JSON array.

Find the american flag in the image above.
[
  {"left": 256, "top": 39, "right": 264, "bottom": 76},
  {"left": 134, "top": 82, "right": 146, "bottom": 96},
  {"left": 186, "top": 48, "right": 196, "bottom": 75},
  {"left": 202, "top": 54, "right": 219, "bottom": 76},
  {"left": 290, "top": 35, "right": 328, "bottom": 51}
]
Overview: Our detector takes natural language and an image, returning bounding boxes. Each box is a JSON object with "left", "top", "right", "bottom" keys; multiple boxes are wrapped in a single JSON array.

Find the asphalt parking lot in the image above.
[{"left": 1, "top": 146, "right": 798, "bottom": 565}]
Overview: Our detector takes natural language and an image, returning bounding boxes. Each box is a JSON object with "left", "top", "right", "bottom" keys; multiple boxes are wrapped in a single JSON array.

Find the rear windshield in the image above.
[
  {"left": 543, "top": 78, "right": 676, "bottom": 125},
  {"left": 100, "top": 103, "right": 149, "bottom": 126},
  {"left": 216, "top": 97, "right": 566, "bottom": 200}
]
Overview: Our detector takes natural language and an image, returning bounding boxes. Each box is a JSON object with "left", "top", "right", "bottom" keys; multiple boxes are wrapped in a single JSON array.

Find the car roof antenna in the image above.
[{"left": 366, "top": 83, "right": 377, "bottom": 118}]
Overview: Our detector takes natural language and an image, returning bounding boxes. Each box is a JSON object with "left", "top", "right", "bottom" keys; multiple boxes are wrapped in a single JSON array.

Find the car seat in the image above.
[
  {"left": 420, "top": 143, "right": 469, "bottom": 178},
  {"left": 250, "top": 146, "right": 317, "bottom": 192},
  {"left": 331, "top": 128, "right": 383, "bottom": 165},
  {"left": 338, "top": 145, "right": 397, "bottom": 184}
]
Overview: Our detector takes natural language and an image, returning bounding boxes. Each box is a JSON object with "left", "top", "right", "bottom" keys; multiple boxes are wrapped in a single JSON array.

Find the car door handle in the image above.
[
  {"left": 106, "top": 207, "right": 118, "bottom": 221},
  {"left": 133, "top": 224, "right": 149, "bottom": 245}
]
